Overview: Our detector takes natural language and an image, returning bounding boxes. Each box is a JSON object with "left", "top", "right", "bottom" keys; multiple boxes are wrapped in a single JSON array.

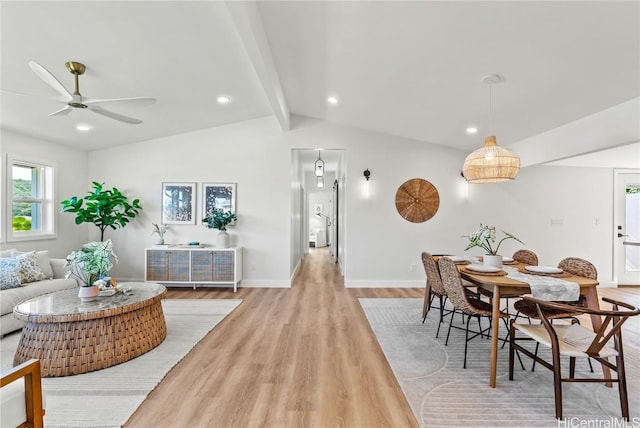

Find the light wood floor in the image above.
[{"left": 125, "top": 248, "right": 639, "bottom": 428}]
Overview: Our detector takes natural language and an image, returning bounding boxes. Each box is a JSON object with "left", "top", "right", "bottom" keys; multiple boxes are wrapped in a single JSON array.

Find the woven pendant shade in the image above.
[
  {"left": 462, "top": 136, "right": 520, "bottom": 183},
  {"left": 395, "top": 178, "right": 440, "bottom": 223}
]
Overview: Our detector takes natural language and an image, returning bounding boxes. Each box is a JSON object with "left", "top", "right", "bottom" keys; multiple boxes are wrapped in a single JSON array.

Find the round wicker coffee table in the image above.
[{"left": 13, "top": 282, "right": 167, "bottom": 377}]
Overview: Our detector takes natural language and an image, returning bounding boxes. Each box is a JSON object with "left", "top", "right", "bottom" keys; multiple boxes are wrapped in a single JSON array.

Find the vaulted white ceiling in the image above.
[{"left": 1, "top": 1, "right": 638, "bottom": 166}]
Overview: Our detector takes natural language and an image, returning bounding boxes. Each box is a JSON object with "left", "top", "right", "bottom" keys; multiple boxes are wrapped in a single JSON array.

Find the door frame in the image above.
[{"left": 613, "top": 168, "right": 640, "bottom": 286}]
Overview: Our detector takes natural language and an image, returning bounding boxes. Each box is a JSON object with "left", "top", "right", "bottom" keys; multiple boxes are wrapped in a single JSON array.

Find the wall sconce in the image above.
[
  {"left": 316, "top": 176, "right": 324, "bottom": 188},
  {"left": 363, "top": 169, "right": 371, "bottom": 198},
  {"left": 315, "top": 150, "right": 324, "bottom": 177}
]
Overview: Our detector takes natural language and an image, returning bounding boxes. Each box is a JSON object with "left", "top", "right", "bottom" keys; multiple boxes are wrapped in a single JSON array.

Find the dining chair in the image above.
[
  {"left": 512, "top": 249, "right": 539, "bottom": 266},
  {"left": 438, "top": 256, "right": 511, "bottom": 369},
  {"left": 513, "top": 257, "right": 596, "bottom": 371},
  {"left": 421, "top": 252, "right": 454, "bottom": 338},
  {"left": 509, "top": 296, "right": 640, "bottom": 421}
]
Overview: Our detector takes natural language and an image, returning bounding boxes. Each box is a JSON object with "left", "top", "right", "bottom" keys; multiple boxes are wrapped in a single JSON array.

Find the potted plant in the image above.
[
  {"left": 151, "top": 223, "right": 168, "bottom": 245},
  {"left": 65, "top": 239, "right": 117, "bottom": 301},
  {"left": 462, "top": 223, "right": 524, "bottom": 267},
  {"left": 203, "top": 208, "right": 237, "bottom": 248},
  {"left": 61, "top": 181, "right": 142, "bottom": 241}
]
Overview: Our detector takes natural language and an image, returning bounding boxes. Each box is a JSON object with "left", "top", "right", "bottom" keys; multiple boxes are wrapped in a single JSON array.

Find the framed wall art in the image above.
[
  {"left": 202, "top": 183, "right": 236, "bottom": 219},
  {"left": 162, "top": 182, "right": 196, "bottom": 225}
]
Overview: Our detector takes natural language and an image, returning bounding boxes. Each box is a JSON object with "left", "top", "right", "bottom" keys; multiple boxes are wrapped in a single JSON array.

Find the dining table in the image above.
[{"left": 455, "top": 259, "right": 602, "bottom": 388}]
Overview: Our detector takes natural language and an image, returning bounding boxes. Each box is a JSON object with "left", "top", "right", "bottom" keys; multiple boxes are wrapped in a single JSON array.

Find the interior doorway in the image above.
[{"left": 614, "top": 169, "right": 640, "bottom": 285}]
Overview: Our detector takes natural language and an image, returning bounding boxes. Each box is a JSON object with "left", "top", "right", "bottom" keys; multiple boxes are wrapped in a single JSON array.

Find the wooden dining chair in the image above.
[
  {"left": 509, "top": 296, "right": 640, "bottom": 420},
  {"left": 513, "top": 257, "right": 596, "bottom": 371},
  {"left": 421, "top": 252, "right": 454, "bottom": 338},
  {"left": 438, "top": 257, "right": 511, "bottom": 368}
]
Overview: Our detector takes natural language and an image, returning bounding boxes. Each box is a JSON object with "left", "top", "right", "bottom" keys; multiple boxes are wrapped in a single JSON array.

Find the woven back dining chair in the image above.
[
  {"left": 438, "top": 257, "right": 511, "bottom": 368},
  {"left": 421, "top": 252, "right": 453, "bottom": 338},
  {"left": 512, "top": 249, "right": 539, "bottom": 266},
  {"left": 557, "top": 257, "right": 597, "bottom": 279},
  {"left": 509, "top": 296, "right": 640, "bottom": 420}
]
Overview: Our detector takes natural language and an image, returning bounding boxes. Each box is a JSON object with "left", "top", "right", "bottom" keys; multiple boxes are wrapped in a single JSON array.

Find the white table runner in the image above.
[{"left": 503, "top": 266, "right": 580, "bottom": 301}]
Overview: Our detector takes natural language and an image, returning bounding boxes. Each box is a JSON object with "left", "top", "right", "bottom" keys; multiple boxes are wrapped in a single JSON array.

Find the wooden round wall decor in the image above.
[{"left": 395, "top": 178, "right": 440, "bottom": 223}]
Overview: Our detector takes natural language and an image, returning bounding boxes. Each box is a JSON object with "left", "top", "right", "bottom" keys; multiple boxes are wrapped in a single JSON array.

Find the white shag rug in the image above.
[
  {"left": 360, "top": 298, "right": 639, "bottom": 428},
  {"left": 0, "top": 299, "right": 241, "bottom": 428}
]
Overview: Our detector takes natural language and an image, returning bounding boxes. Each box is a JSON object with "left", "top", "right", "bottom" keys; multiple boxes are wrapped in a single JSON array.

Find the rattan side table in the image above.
[{"left": 13, "top": 282, "right": 167, "bottom": 377}]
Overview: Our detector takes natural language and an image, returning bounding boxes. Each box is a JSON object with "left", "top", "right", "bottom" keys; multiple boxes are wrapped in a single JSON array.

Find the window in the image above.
[{"left": 6, "top": 156, "right": 55, "bottom": 241}]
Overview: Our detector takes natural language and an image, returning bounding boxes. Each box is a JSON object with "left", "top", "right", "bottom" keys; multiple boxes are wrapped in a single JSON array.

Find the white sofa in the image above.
[{"left": 1, "top": 255, "right": 77, "bottom": 336}]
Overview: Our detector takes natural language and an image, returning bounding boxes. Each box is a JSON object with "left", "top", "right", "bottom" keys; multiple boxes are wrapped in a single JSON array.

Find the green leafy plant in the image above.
[
  {"left": 203, "top": 208, "right": 237, "bottom": 232},
  {"left": 12, "top": 216, "right": 31, "bottom": 231},
  {"left": 65, "top": 239, "right": 117, "bottom": 287},
  {"left": 61, "top": 182, "right": 142, "bottom": 241},
  {"left": 462, "top": 223, "right": 524, "bottom": 255}
]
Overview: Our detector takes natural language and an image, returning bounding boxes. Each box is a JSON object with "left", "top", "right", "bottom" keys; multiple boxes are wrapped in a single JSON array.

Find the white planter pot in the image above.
[
  {"left": 78, "top": 285, "right": 100, "bottom": 302},
  {"left": 483, "top": 254, "right": 503, "bottom": 268},
  {"left": 216, "top": 231, "right": 230, "bottom": 248}
]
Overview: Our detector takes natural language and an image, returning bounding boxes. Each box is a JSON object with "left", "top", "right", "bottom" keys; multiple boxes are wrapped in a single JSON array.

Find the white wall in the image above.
[
  {"left": 0, "top": 130, "right": 89, "bottom": 257},
  {"left": 11, "top": 114, "right": 616, "bottom": 288},
  {"left": 87, "top": 116, "right": 291, "bottom": 286}
]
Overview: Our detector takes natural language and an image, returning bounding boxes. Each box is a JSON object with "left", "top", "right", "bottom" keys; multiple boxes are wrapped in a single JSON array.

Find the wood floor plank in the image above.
[{"left": 124, "top": 248, "right": 638, "bottom": 427}]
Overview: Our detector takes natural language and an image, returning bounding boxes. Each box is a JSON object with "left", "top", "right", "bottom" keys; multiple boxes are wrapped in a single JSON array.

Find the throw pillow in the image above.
[
  {"left": 11, "top": 250, "right": 54, "bottom": 279},
  {"left": 15, "top": 251, "right": 47, "bottom": 284},
  {"left": 0, "top": 257, "right": 21, "bottom": 290}
]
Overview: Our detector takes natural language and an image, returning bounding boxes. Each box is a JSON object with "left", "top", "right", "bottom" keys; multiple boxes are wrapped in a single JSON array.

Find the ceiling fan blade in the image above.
[
  {"left": 28, "top": 61, "right": 73, "bottom": 101},
  {"left": 1, "top": 89, "right": 70, "bottom": 103},
  {"left": 48, "top": 105, "right": 73, "bottom": 117},
  {"left": 83, "top": 96, "right": 157, "bottom": 107},
  {"left": 88, "top": 105, "right": 143, "bottom": 124}
]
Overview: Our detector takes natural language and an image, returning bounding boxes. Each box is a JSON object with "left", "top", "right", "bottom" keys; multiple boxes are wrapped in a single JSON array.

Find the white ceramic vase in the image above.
[
  {"left": 216, "top": 231, "right": 230, "bottom": 248},
  {"left": 78, "top": 285, "right": 100, "bottom": 302},
  {"left": 155, "top": 236, "right": 165, "bottom": 245},
  {"left": 483, "top": 254, "right": 503, "bottom": 268}
]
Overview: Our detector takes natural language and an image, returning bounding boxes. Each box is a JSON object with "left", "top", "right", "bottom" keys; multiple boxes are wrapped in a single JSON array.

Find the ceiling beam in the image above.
[
  {"left": 225, "top": 1, "right": 290, "bottom": 131},
  {"left": 507, "top": 98, "right": 639, "bottom": 168}
]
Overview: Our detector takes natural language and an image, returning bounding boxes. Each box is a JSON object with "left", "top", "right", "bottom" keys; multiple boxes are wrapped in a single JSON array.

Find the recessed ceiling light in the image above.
[
  {"left": 76, "top": 124, "right": 93, "bottom": 132},
  {"left": 466, "top": 127, "right": 478, "bottom": 134},
  {"left": 217, "top": 96, "right": 231, "bottom": 104},
  {"left": 327, "top": 96, "right": 339, "bottom": 105}
]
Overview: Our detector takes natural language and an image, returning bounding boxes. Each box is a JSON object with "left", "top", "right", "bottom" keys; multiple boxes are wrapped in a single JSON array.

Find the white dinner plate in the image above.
[
  {"left": 502, "top": 257, "right": 514, "bottom": 263},
  {"left": 466, "top": 264, "right": 501, "bottom": 273},
  {"left": 448, "top": 256, "right": 466, "bottom": 262},
  {"left": 525, "top": 265, "right": 563, "bottom": 274}
]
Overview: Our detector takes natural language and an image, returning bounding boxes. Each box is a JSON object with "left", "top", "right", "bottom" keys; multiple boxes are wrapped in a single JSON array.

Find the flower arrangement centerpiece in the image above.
[
  {"left": 203, "top": 208, "right": 238, "bottom": 248},
  {"left": 65, "top": 239, "right": 117, "bottom": 288},
  {"left": 151, "top": 223, "right": 168, "bottom": 245},
  {"left": 462, "top": 224, "right": 524, "bottom": 267}
]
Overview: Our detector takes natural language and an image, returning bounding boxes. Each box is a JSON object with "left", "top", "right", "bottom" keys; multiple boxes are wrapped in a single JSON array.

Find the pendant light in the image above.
[
  {"left": 462, "top": 75, "right": 520, "bottom": 183},
  {"left": 314, "top": 150, "right": 325, "bottom": 177}
]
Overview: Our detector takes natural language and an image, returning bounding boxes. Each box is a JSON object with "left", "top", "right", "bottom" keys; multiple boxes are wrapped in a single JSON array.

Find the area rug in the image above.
[
  {"left": 359, "top": 298, "right": 640, "bottom": 428},
  {"left": 1, "top": 299, "right": 242, "bottom": 428}
]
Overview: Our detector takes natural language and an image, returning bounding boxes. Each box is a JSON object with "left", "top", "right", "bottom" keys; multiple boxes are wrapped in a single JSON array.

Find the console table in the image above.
[{"left": 145, "top": 246, "right": 242, "bottom": 292}]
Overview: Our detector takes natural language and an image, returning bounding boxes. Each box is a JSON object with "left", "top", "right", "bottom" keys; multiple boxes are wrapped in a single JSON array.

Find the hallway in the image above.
[{"left": 126, "top": 247, "right": 421, "bottom": 427}]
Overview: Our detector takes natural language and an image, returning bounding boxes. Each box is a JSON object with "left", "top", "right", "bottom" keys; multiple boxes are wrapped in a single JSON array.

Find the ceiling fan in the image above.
[{"left": 24, "top": 60, "right": 156, "bottom": 124}]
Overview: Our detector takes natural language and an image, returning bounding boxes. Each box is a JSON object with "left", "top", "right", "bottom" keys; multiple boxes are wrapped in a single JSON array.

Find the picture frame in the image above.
[
  {"left": 202, "top": 183, "right": 236, "bottom": 220},
  {"left": 161, "top": 182, "right": 196, "bottom": 225}
]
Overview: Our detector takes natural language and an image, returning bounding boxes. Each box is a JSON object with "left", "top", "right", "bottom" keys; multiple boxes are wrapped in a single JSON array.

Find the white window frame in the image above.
[{"left": 5, "top": 153, "right": 57, "bottom": 242}]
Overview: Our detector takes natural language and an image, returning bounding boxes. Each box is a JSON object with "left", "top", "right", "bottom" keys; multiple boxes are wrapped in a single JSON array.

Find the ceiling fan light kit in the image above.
[
  {"left": 462, "top": 74, "right": 520, "bottom": 183},
  {"left": 26, "top": 60, "right": 156, "bottom": 125}
]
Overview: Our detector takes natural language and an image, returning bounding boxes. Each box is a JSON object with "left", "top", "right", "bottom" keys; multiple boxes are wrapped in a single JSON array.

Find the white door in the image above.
[{"left": 614, "top": 170, "right": 640, "bottom": 285}]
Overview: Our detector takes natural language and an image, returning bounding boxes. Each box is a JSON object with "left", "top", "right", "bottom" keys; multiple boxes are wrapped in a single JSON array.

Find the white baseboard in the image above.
[{"left": 344, "top": 280, "right": 424, "bottom": 288}]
